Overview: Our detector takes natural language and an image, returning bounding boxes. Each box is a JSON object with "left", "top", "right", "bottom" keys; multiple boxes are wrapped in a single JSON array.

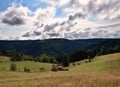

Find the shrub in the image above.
[
  {"left": 72, "top": 62, "right": 76, "bottom": 66},
  {"left": 88, "top": 59, "right": 92, "bottom": 62},
  {"left": 85, "top": 60, "right": 88, "bottom": 63},
  {"left": 24, "top": 67, "right": 30, "bottom": 73},
  {"left": 10, "top": 63, "right": 17, "bottom": 71},
  {"left": 39, "top": 68, "right": 45, "bottom": 71},
  {"left": 77, "top": 62, "right": 80, "bottom": 65}
]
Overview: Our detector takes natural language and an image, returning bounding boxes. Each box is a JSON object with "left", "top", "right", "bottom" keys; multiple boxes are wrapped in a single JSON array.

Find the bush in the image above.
[
  {"left": 77, "top": 62, "right": 80, "bottom": 65},
  {"left": 24, "top": 67, "right": 30, "bottom": 73},
  {"left": 88, "top": 59, "right": 92, "bottom": 62},
  {"left": 72, "top": 62, "right": 76, "bottom": 66},
  {"left": 10, "top": 63, "right": 17, "bottom": 71},
  {"left": 85, "top": 60, "right": 88, "bottom": 63},
  {"left": 39, "top": 68, "right": 45, "bottom": 71}
]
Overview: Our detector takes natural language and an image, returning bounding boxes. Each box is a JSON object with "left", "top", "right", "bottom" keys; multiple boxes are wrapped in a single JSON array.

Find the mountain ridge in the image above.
[{"left": 0, "top": 38, "right": 120, "bottom": 56}]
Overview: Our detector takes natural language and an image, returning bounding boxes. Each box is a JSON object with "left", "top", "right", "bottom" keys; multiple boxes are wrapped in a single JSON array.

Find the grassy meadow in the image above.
[
  {"left": 0, "top": 61, "right": 52, "bottom": 71},
  {"left": 0, "top": 53, "right": 120, "bottom": 87}
]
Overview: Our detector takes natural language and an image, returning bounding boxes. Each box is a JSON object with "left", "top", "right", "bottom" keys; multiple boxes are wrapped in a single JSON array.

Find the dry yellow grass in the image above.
[
  {"left": 0, "top": 73, "right": 120, "bottom": 87},
  {"left": 0, "top": 56, "right": 10, "bottom": 62}
]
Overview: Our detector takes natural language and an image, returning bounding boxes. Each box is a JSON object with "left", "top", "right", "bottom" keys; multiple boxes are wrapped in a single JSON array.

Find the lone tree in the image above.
[
  {"left": 100, "top": 46, "right": 106, "bottom": 55},
  {"left": 10, "top": 63, "right": 17, "bottom": 71},
  {"left": 87, "top": 49, "right": 95, "bottom": 62},
  {"left": 62, "top": 55, "right": 69, "bottom": 67}
]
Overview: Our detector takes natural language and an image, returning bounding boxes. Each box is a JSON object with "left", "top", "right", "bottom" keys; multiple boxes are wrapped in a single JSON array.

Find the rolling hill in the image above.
[
  {"left": 0, "top": 53, "right": 120, "bottom": 87},
  {"left": 0, "top": 38, "right": 120, "bottom": 56},
  {"left": 87, "top": 39, "right": 120, "bottom": 49},
  {"left": 71, "top": 53, "right": 120, "bottom": 74},
  {"left": 0, "top": 39, "right": 103, "bottom": 56},
  {"left": 0, "top": 56, "right": 10, "bottom": 62},
  {"left": 0, "top": 60, "right": 52, "bottom": 71}
]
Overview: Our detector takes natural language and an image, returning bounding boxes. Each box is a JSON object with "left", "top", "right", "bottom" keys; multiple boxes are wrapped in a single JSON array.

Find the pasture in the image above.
[{"left": 0, "top": 53, "right": 120, "bottom": 87}]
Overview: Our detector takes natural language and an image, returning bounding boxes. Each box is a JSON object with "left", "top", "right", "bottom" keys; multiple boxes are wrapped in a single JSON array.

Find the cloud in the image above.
[
  {"left": 34, "top": 7, "right": 56, "bottom": 23},
  {"left": 22, "top": 31, "right": 41, "bottom": 37},
  {"left": 47, "top": 33, "right": 60, "bottom": 37},
  {"left": 98, "top": 22, "right": 120, "bottom": 29},
  {"left": 43, "top": 0, "right": 70, "bottom": 7},
  {"left": 64, "top": 0, "right": 120, "bottom": 20},
  {"left": 68, "top": 13, "right": 85, "bottom": 21},
  {"left": 2, "top": 16, "right": 24, "bottom": 25},
  {"left": 0, "top": 0, "right": 120, "bottom": 40},
  {"left": 113, "top": 31, "right": 120, "bottom": 37},
  {"left": 44, "top": 23, "right": 59, "bottom": 32},
  {"left": 22, "top": 32, "right": 31, "bottom": 37},
  {"left": 21, "top": 16, "right": 98, "bottom": 39},
  {"left": 0, "top": 6, "right": 31, "bottom": 25},
  {"left": 91, "top": 30, "right": 120, "bottom": 38},
  {"left": 33, "top": 31, "right": 41, "bottom": 36},
  {"left": 84, "top": 28, "right": 91, "bottom": 31},
  {"left": 97, "top": 0, "right": 120, "bottom": 20}
]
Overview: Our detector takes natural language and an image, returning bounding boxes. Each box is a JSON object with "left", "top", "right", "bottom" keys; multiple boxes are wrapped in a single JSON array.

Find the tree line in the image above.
[
  {"left": 0, "top": 45, "right": 120, "bottom": 67},
  {"left": 69, "top": 45, "right": 120, "bottom": 63}
]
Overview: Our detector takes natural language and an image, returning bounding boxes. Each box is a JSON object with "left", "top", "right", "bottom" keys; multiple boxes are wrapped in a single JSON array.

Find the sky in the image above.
[{"left": 0, "top": 0, "right": 120, "bottom": 40}]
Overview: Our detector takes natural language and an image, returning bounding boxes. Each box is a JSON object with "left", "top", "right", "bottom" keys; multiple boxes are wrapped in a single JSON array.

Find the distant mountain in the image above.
[
  {"left": 0, "top": 38, "right": 120, "bottom": 56},
  {"left": 0, "top": 39, "right": 101, "bottom": 56},
  {"left": 86, "top": 39, "right": 120, "bottom": 49}
]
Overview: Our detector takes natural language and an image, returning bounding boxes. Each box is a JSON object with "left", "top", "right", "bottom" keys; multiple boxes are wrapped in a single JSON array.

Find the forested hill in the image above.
[
  {"left": 0, "top": 38, "right": 120, "bottom": 56},
  {"left": 87, "top": 39, "right": 120, "bottom": 49}
]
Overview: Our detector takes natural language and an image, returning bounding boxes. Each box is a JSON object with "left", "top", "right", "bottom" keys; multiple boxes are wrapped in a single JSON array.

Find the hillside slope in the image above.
[
  {"left": 71, "top": 53, "right": 120, "bottom": 74},
  {"left": 0, "top": 56, "right": 10, "bottom": 62},
  {"left": 0, "top": 53, "right": 120, "bottom": 87},
  {"left": 0, "top": 61, "right": 52, "bottom": 71}
]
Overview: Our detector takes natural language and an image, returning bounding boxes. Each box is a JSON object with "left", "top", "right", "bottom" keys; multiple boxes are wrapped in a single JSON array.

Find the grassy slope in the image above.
[
  {"left": 1, "top": 53, "right": 120, "bottom": 73},
  {"left": 0, "top": 56, "right": 10, "bottom": 62},
  {"left": 0, "top": 61, "right": 52, "bottom": 71},
  {"left": 71, "top": 53, "right": 120, "bottom": 74},
  {"left": 0, "top": 53, "right": 120, "bottom": 87}
]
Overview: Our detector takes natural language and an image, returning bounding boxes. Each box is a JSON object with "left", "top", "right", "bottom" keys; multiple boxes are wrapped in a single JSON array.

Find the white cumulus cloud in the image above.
[{"left": 0, "top": 0, "right": 120, "bottom": 40}]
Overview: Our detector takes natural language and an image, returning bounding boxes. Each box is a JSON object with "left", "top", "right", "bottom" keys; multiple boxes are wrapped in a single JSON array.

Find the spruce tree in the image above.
[
  {"left": 63, "top": 55, "right": 69, "bottom": 67},
  {"left": 10, "top": 63, "right": 17, "bottom": 71}
]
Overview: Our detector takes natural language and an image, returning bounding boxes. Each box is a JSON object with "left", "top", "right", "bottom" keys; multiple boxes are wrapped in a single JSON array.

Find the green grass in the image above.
[
  {"left": 0, "top": 53, "right": 120, "bottom": 87},
  {"left": 0, "top": 61, "right": 52, "bottom": 71},
  {"left": 71, "top": 53, "right": 120, "bottom": 74}
]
